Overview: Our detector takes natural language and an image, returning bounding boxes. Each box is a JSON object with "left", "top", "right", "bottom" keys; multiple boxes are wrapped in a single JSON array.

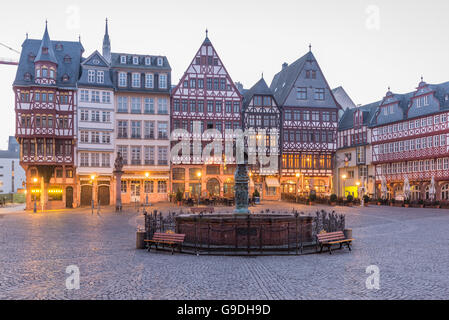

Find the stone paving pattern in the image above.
[{"left": 1, "top": 202, "right": 449, "bottom": 299}]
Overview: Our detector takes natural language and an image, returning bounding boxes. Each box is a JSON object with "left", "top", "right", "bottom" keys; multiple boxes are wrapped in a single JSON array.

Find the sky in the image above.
[{"left": 1, "top": 0, "right": 448, "bottom": 149}]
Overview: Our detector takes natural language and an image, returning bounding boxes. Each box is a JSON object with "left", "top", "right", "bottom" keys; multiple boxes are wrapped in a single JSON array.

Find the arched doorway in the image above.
[
  {"left": 206, "top": 178, "right": 220, "bottom": 197},
  {"left": 441, "top": 183, "right": 449, "bottom": 201},
  {"left": 98, "top": 185, "right": 110, "bottom": 206},
  {"left": 80, "top": 185, "right": 93, "bottom": 206},
  {"left": 66, "top": 186, "right": 73, "bottom": 208}
]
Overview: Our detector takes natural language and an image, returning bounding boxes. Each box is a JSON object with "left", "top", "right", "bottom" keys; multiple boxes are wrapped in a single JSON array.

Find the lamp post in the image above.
[
  {"left": 145, "top": 172, "right": 150, "bottom": 208},
  {"left": 356, "top": 181, "right": 361, "bottom": 205},
  {"left": 342, "top": 174, "right": 347, "bottom": 198},
  {"left": 33, "top": 177, "right": 38, "bottom": 213},
  {"left": 197, "top": 171, "right": 202, "bottom": 207},
  {"left": 90, "top": 174, "right": 96, "bottom": 215},
  {"left": 295, "top": 172, "right": 300, "bottom": 203}
]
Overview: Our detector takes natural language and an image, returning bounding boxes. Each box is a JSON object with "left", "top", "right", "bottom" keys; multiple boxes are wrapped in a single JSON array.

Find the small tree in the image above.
[
  {"left": 176, "top": 189, "right": 183, "bottom": 202},
  {"left": 253, "top": 189, "right": 260, "bottom": 198},
  {"left": 309, "top": 192, "right": 317, "bottom": 202},
  {"left": 346, "top": 194, "right": 354, "bottom": 203},
  {"left": 330, "top": 194, "right": 338, "bottom": 203},
  {"left": 363, "top": 194, "right": 370, "bottom": 203}
]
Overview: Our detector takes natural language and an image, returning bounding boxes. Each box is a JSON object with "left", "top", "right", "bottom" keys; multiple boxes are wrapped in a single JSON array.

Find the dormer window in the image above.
[
  {"left": 36, "top": 69, "right": 41, "bottom": 78},
  {"left": 28, "top": 53, "right": 35, "bottom": 62},
  {"left": 55, "top": 43, "right": 63, "bottom": 51},
  {"left": 24, "top": 73, "right": 31, "bottom": 81},
  {"left": 145, "top": 57, "right": 151, "bottom": 65},
  {"left": 133, "top": 56, "right": 139, "bottom": 65},
  {"left": 88, "top": 70, "right": 95, "bottom": 83},
  {"left": 97, "top": 71, "right": 104, "bottom": 84},
  {"left": 42, "top": 47, "right": 48, "bottom": 54},
  {"left": 62, "top": 74, "right": 69, "bottom": 82},
  {"left": 157, "top": 57, "right": 163, "bottom": 66},
  {"left": 120, "top": 55, "right": 126, "bottom": 64},
  {"left": 64, "top": 55, "right": 72, "bottom": 63},
  {"left": 50, "top": 69, "right": 55, "bottom": 79}
]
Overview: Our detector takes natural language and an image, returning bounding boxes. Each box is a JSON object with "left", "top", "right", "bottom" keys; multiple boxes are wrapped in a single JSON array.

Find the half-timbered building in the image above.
[
  {"left": 336, "top": 103, "right": 377, "bottom": 198},
  {"left": 270, "top": 48, "right": 340, "bottom": 197},
  {"left": 370, "top": 79, "right": 449, "bottom": 201},
  {"left": 13, "top": 22, "right": 83, "bottom": 210},
  {"left": 170, "top": 32, "right": 243, "bottom": 199},
  {"left": 242, "top": 77, "right": 281, "bottom": 200}
]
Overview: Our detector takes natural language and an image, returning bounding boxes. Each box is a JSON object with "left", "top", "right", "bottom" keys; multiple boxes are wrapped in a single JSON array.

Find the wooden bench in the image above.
[
  {"left": 145, "top": 232, "right": 185, "bottom": 255},
  {"left": 190, "top": 207, "right": 214, "bottom": 214},
  {"left": 316, "top": 231, "right": 354, "bottom": 254}
]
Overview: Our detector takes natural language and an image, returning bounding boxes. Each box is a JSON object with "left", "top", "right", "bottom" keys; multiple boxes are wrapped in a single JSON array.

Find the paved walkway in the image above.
[{"left": 1, "top": 202, "right": 449, "bottom": 299}]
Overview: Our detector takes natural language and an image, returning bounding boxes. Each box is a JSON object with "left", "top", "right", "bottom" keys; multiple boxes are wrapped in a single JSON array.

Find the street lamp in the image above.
[
  {"left": 90, "top": 174, "right": 96, "bottom": 214},
  {"left": 342, "top": 174, "right": 347, "bottom": 198},
  {"left": 197, "top": 171, "right": 202, "bottom": 206},
  {"left": 32, "top": 177, "right": 38, "bottom": 213},
  {"left": 295, "top": 173, "right": 300, "bottom": 203}
]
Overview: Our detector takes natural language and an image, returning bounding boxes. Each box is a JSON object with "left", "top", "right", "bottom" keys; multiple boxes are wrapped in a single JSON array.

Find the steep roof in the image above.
[
  {"left": 14, "top": 29, "right": 84, "bottom": 88},
  {"left": 243, "top": 77, "right": 275, "bottom": 108},
  {"left": 338, "top": 101, "right": 379, "bottom": 131},
  {"left": 270, "top": 52, "right": 310, "bottom": 106},
  {"left": 332, "top": 86, "right": 357, "bottom": 110},
  {"left": 34, "top": 22, "right": 58, "bottom": 64},
  {"left": 110, "top": 53, "right": 171, "bottom": 70},
  {"left": 77, "top": 50, "right": 114, "bottom": 88}
]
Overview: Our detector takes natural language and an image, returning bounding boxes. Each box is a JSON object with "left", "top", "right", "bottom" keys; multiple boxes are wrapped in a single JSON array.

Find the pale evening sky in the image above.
[{"left": 0, "top": 0, "right": 448, "bottom": 149}]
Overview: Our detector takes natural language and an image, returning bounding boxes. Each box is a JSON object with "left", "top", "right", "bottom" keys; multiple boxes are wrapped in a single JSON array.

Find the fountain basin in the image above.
[{"left": 175, "top": 213, "right": 314, "bottom": 248}]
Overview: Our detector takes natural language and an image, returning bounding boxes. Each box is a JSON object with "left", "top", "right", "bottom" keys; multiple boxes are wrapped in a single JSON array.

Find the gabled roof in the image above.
[
  {"left": 34, "top": 22, "right": 58, "bottom": 64},
  {"left": 78, "top": 51, "right": 113, "bottom": 88},
  {"left": 338, "top": 101, "right": 379, "bottom": 131},
  {"left": 332, "top": 86, "right": 357, "bottom": 110},
  {"left": 243, "top": 77, "right": 275, "bottom": 108},
  {"left": 270, "top": 52, "right": 310, "bottom": 106}
]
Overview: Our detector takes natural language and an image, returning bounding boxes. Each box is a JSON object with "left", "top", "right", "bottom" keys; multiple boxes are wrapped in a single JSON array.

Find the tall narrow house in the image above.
[
  {"left": 242, "top": 77, "right": 282, "bottom": 200},
  {"left": 170, "top": 32, "right": 243, "bottom": 198},
  {"left": 271, "top": 48, "right": 340, "bottom": 197},
  {"left": 14, "top": 22, "right": 83, "bottom": 210}
]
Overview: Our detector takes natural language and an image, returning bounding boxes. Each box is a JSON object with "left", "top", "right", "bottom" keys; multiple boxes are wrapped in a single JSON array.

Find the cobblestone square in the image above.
[{"left": 1, "top": 202, "right": 449, "bottom": 300}]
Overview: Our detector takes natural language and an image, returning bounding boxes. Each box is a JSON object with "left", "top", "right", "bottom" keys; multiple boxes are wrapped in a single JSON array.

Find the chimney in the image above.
[
  {"left": 282, "top": 62, "right": 288, "bottom": 69},
  {"left": 235, "top": 81, "right": 244, "bottom": 93}
]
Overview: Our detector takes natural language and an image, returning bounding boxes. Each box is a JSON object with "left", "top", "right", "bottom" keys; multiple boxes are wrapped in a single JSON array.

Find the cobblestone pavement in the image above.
[{"left": 1, "top": 202, "right": 449, "bottom": 300}]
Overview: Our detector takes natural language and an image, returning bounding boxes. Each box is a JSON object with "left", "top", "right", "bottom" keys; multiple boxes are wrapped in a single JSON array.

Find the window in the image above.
[
  {"left": 117, "top": 96, "right": 128, "bottom": 112},
  {"left": 80, "top": 153, "right": 89, "bottom": 167},
  {"left": 233, "top": 102, "right": 239, "bottom": 113},
  {"left": 91, "top": 110, "right": 100, "bottom": 122},
  {"left": 120, "top": 55, "right": 127, "bottom": 64},
  {"left": 159, "top": 74, "right": 167, "bottom": 89},
  {"left": 131, "top": 147, "right": 141, "bottom": 165},
  {"left": 80, "top": 90, "right": 89, "bottom": 102},
  {"left": 158, "top": 146, "right": 168, "bottom": 165},
  {"left": 303, "top": 111, "right": 310, "bottom": 121},
  {"left": 158, "top": 181, "right": 167, "bottom": 194},
  {"left": 144, "top": 121, "right": 155, "bottom": 139},
  {"left": 145, "top": 181, "right": 154, "bottom": 193},
  {"left": 144, "top": 146, "right": 155, "bottom": 165},
  {"left": 121, "top": 181, "right": 127, "bottom": 193},
  {"left": 91, "top": 153, "right": 100, "bottom": 167},
  {"left": 158, "top": 122, "right": 168, "bottom": 139},
  {"left": 102, "top": 92, "right": 111, "bottom": 103},
  {"left": 314, "top": 88, "right": 325, "bottom": 100},
  {"left": 145, "top": 74, "right": 154, "bottom": 88},
  {"left": 80, "top": 109, "right": 89, "bottom": 121},
  {"left": 117, "top": 121, "right": 128, "bottom": 138},
  {"left": 131, "top": 121, "right": 141, "bottom": 138},
  {"left": 96, "top": 71, "right": 104, "bottom": 84},
  {"left": 312, "top": 111, "right": 320, "bottom": 121},
  {"left": 131, "top": 97, "right": 141, "bottom": 113},
  {"left": 198, "top": 79, "right": 204, "bottom": 89},
  {"left": 133, "top": 56, "right": 139, "bottom": 65},
  {"left": 102, "top": 132, "right": 111, "bottom": 144},
  {"left": 297, "top": 87, "right": 307, "bottom": 100},
  {"left": 119, "top": 72, "right": 127, "bottom": 87},
  {"left": 145, "top": 57, "right": 151, "bottom": 65},
  {"left": 91, "top": 132, "right": 100, "bottom": 143},
  {"left": 101, "top": 153, "right": 110, "bottom": 167},
  {"left": 144, "top": 98, "right": 154, "bottom": 114},
  {"left": 88, "top": 70, "right": 95, "bottom": 83},
  {"left": 157, "top": 57, "right": 163, "bottom": 66},
  {"left": 132, "top": 73, "right": 141, "bottom": 88},
  {"left": 157, "top": 98, "right": 168, "bottom": 114},
  {"left": 80, "top": 131, "right": 89, "bottom": 143}
]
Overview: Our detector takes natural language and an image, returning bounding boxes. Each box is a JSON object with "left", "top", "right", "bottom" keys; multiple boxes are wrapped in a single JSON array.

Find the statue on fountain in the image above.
[{"left": 234, "top": 152, "right": 250, "bottom": 214}]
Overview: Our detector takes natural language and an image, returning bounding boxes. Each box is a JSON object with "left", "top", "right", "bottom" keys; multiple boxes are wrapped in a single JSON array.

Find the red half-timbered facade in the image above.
[
  {"left": 270, "top": 49, "right": 340, "bottom": 197},
  {"left": 13, "top": 23, "right": 83, "bottom": 210},
  {"left": 371, "top": 80, "right": 449, "bottom": 201},
  {"left": 170, "top": 33, "right": 243, "bottom": 198}
]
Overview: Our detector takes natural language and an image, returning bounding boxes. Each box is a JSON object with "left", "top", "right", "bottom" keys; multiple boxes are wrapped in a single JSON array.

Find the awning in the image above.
[
  {"left": 121, "top": 174, "right": 169, "bottom": 180},
  {"left": 265, "top": 177, "right": 280, "bottom": 188}
]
